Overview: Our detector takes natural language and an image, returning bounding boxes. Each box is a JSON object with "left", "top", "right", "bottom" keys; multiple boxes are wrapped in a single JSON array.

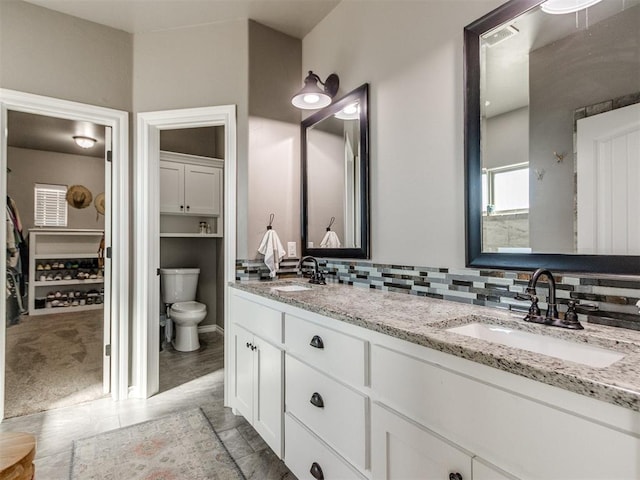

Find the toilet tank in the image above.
[{"left": 160, "top": 268, "right": 200, "bottom": 303}]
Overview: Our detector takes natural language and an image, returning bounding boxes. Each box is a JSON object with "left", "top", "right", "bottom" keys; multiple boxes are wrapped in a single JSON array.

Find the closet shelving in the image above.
[{"left": 28, "top": 229, "right": 104, "bottom": 316}]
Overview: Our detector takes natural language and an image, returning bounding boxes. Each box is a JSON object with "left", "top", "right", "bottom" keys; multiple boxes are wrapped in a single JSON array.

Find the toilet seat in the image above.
[{"left": 171, "top": 301, "right": 206, "bottom": 314}]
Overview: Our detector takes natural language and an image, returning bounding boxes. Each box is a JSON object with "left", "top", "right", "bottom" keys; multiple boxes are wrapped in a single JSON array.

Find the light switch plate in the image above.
[{"left": 287, "top": 241, "right": 297, "bottom": 258}]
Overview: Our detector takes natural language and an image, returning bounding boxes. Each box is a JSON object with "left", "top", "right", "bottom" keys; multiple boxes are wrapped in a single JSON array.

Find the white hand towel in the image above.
[
  {"left": 258, "top": 229, "right": 286, "bottom": 278},
  {"left": 320, "top": 230, "right": 341, "bottom": 248}
]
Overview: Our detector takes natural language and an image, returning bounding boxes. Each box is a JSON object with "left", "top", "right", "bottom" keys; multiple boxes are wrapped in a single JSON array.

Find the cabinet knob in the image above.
[
  {"left": 449, "top": 473, "right": 463, "bottom": 480},
  {"left": 310, "top": 392, "right": 324, "bottom": 408},
  {"left": 310, "top": 462, "right": 324, "bottom": 480},
  {"left": 186, "top": 205, "right": 190, "bottom": 211},
  {"left": 180, "top": 205, "right": 184, "bottom": 210},
  {"left": 251, "top": 344, "right": 257, "bottom": 351},
  {"left": 309, "top": 335, "right": 324, "bottom": 349},
  {"left": 246, "top": 342, "right": 251, "bottom": 349}
]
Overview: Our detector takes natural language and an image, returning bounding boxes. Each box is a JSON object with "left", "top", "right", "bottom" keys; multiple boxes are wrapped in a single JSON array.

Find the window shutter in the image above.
[{"left": 34, "top": 184, "right": 68, "bottom": 227}]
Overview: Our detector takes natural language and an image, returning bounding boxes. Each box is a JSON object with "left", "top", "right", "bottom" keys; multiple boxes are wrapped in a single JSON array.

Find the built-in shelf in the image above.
[
  {"left": 28, "top": 229, "right": 104, "bottom": 316},
  {"left": 33, "top": 279, "right": 104, "bottom": 287}
]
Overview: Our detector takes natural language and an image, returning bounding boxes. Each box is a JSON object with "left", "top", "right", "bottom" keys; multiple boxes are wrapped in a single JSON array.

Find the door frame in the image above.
[
  {"left": 133, "top": 105, "right": 236, "bottom": 399},
  {"left": 0, "top": 89, "right": 130, "bottom": 419}
]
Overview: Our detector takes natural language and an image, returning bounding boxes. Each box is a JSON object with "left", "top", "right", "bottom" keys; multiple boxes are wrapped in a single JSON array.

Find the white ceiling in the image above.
[{"left": 23, "top": 0, "right": 340, "bottom": 38}]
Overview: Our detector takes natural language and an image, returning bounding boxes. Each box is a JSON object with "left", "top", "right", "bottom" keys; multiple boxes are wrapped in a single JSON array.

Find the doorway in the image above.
[
  {"left": 134, "top": 106, "right": 236, "bottom": 400},
  {"left": 0, "top": 89, "right": 129, "bottom": 420}
]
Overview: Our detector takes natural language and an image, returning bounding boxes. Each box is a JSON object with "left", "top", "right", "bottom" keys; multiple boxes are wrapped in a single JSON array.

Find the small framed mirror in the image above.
[
  {"left": 301, "top": 83, "right": 370, "bottom": 259},
  {"left": 465, "top": 0, "right": 640, "bottom": 274}
]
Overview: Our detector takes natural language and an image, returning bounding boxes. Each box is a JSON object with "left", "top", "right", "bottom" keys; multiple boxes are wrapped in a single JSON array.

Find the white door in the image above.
[
  {"left": 232, "top": 325, "right": 254, "bottom": 421},
  {"left": 577, "top": 103, "right": 640, "bottom": 254},
  {"left": 472, "top": 458, "right": 518, "bottom": 480},
  {"left": 184, "top": 164, "right": 221, "bottom": 215},
  {"left": 253, "top": 335, "right": 283, "bottom": 457},
  {"left": 103, "top": 126, "right": 112, "bottom": 393},
  {"left": 159, "top": 160, "right": 185, "bottom": 214},
  {"left": 371, "top": 402, "right": 472, "bottom": 480}
]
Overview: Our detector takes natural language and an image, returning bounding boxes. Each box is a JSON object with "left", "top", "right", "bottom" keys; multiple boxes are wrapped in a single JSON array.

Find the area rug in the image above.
[{"left": 70, "top": 408, "right": 246, "bottom": 480}]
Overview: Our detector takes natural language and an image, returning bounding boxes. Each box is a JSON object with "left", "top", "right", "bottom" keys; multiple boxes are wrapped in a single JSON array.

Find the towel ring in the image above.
[
  {"left": 326, "top": 216, "right": 335, "bottom": 231},
  {"left": 267, "top": 213, "right": 275, "bottom": 230}
]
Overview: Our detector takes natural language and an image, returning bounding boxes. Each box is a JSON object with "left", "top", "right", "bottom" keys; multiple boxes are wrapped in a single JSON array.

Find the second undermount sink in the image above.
[{"left": 446, "top": 322, "right": 624, "bottom": 368}]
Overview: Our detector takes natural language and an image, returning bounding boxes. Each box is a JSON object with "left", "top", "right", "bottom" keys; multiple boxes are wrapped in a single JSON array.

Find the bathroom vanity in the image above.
[{"left": 229, "top": 281, "right": 640, "bottom": 480}]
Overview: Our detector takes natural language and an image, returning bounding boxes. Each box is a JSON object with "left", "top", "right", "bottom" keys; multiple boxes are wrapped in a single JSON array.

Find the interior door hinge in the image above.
[
  {"left": 106, "top": 150, "right": 112, "bottom": 162},
  {"left": 105, "top": 344, "right": 111, "bottom": 356},
  {"left": 106, "top": 247, "right": 112, "bottom": 259}
]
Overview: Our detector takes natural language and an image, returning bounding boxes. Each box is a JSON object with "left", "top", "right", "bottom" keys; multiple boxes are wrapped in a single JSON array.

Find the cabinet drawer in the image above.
[
  {"left": 285, "top": 413, "right": 365, "bottom": 480},
  {"left": 285, "top": 313, "right": 367, "bottom": 386},
  {"left": 230, "top": 293, "right": 282, "bottom": 344},
  {"left": 285, "top": 355, "right": 367, "bottom": 471}
]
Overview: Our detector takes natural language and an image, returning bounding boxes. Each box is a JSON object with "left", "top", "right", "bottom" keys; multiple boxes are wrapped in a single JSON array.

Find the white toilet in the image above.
[{"left": 160, "top": 268, "right": 207, "bottom": 352}]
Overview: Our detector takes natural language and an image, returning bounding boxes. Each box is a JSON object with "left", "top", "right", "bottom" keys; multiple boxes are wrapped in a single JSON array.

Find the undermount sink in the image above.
[
  {"left": 446, "top": 322, "right": 624, "bottom": 368},
  {"left": 271, "top": 284, "right": 312, "bottom": 292}
]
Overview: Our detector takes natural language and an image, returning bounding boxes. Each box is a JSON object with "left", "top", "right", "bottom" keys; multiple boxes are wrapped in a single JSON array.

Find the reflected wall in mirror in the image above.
[
  {"left": 465, "top": 0, "right": 640, "bottom": 273},
  {"left": 301, "top": 83, "right": 369, "bottom": 259}
]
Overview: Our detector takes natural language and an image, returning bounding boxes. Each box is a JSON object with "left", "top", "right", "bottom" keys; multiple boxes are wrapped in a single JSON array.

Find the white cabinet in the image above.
[
  {"left": 159, "top": 151, "right": 223, "bottom": 237},
  {"left": 28, "top": 229, "right": 105, "bottom": 316},
  {"left": 229, "top": 293, "right": 283, "bottom": 457},
  {"left": 372, "top": 402, "right": 472, "bottom": 480},
  {"left": 228, "top": 287, "right": 640, "bottom": 480}
]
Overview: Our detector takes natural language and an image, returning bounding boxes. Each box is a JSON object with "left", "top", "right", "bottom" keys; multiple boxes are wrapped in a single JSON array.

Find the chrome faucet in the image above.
[
  {"left": 517, "top": 268, "right": 583, "bottom": 329},
  {"left": 298, "top": 256, "right": 326, "bottom": 285}
]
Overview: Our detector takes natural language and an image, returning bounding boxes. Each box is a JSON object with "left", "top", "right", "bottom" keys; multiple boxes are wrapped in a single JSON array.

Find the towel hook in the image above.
[
  {"left": 267, "top": 213, "right": 275, "bottom": 230},
  {"left": 326, "top": 216, "right": 335, "bottom": 231}
]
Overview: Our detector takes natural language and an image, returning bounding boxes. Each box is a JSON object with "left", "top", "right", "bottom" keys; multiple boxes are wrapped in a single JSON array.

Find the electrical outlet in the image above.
[{"left": 287, "top": 241, "right": 297, "bottom": 258}]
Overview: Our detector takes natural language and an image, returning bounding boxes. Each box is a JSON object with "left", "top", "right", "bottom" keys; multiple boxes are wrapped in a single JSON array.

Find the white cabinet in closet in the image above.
[
  {"left": 159, "top": 151, "right": 223, "bottom": 238},
  {"left": 28, "top": 229, "right": 104, "bottom": 316}
]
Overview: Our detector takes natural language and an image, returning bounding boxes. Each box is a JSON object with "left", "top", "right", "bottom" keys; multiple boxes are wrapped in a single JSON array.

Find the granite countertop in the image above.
[{"left": 231, "top": 279, "right": 640, "bottom": 412}]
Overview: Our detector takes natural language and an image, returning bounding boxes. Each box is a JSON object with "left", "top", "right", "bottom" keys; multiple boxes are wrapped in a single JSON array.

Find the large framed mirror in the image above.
[
  {"left": 301, "top": 83, "right": 370, "bottom": 259},
  {"left": 465, "top": 0, "right": 640, "bottom": 273}
]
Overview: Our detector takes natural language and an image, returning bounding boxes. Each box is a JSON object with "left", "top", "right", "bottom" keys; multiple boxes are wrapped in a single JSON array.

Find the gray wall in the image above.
[
  {"left": 304, "top": 0, "right": 504, "bottom": 267},
  {"left": 247, "top": 22, "right": 302, "bottom": 260},
  {"left": 529, "top": 5, "right": 640, "bottom": 253},
  {"left": 0, "top": 0, "right": 132, "bottom": 111},
  {"left": 160, "top": 127, "right": 224, "bottom": 159},
  {"left": 7, "top": 147, "right": 106, "bottom": 231}
]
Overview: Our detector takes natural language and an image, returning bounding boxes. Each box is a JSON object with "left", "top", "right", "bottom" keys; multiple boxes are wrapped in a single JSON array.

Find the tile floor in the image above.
[{"left": 1, "top": 331, "right": 295, "bottom": 479}]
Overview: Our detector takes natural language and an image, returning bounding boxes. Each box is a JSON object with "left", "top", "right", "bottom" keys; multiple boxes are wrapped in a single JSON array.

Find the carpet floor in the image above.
[
  {"left": 70, "top": 407, "right": 245, "bottom": 480},
  {"left": 4, "top": 309, "right": 105, "bottom": 418}
]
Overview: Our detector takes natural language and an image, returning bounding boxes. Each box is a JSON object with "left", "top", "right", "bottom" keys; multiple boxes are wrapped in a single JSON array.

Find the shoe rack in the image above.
[{"left": 28, "top": 229, "right": 105, "bottom": 316}]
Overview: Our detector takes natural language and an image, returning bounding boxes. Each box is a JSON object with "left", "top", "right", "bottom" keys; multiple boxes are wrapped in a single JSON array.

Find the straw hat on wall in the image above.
[
  {"left": 66, "top": 185, "right": 93, "bottom": 209},
  {"left": 94, "top": 192, "right": 105, "bottom": 216}
]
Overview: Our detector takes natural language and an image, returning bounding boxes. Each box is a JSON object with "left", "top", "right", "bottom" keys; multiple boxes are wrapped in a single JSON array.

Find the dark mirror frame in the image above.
[
  {"left": 301, "top": 83, "right": 370, "bottom": 259},
  {"left": 464, "top": 0, "right": 640, "bottom": 274}
]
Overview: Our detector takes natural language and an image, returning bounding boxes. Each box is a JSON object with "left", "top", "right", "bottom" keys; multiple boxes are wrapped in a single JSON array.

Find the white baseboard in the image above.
[{"left": 198, "top": 324, "right": 223, "bottom": 334}]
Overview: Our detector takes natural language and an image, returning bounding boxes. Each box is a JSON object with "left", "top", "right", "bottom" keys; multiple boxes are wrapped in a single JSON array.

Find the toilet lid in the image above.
[{"left": 171, "top": 301, "right": 206, "bottom": 314}]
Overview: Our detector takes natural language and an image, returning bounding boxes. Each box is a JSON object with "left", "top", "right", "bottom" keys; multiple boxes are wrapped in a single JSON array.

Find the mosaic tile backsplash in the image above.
[{"left": 236, "top": 259, "right": 640, "bottom": 331}]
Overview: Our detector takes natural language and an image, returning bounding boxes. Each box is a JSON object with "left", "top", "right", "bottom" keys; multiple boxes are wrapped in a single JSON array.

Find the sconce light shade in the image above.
[
  {"left": 292, "top": 71, "right": 340, "bottom": 110},
  {"left": 541, "top": 0, "right": 602, "bottom": 14},
  {"left": 73, "top": 135, "right": 97, "bottom": 149},
  {"left": 335, "top": 102, "right": 360, "bottom": 120}
]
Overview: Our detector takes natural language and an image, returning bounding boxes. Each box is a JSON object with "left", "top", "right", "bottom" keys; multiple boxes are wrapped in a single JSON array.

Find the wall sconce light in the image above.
[
  {"left": 73, "top": 135, "right": 97, "bottom": 149},
  {"left": 541, "top": 0, "right": 602, "bottom": 14},
  {"left": 291, "top": 71, "right": 340, "bottom": 110}
]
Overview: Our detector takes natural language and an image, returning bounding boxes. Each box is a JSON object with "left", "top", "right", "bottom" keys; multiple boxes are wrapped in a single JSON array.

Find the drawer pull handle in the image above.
[
  {"left": 310, "top": 335, "right": 324, "bottom": 349},
  {"left": 310, "top": 462, "right": 324, "bottom": 480},
  {"left": 449, "top": 473, "right": 463, "bottom": 480},
  {"left": 310, "top": 392, "right": 324, "bottom": 408}
]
